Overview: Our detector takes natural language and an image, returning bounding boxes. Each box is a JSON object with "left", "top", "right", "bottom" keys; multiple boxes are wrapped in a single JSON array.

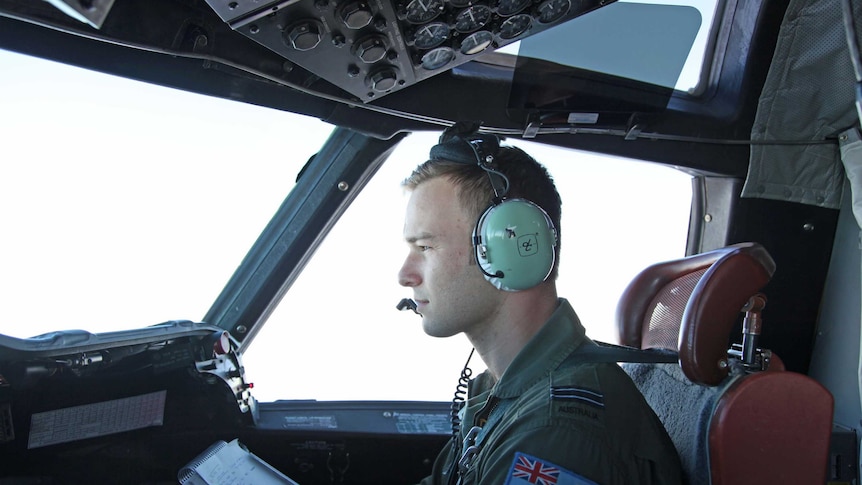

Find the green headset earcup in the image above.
[{"left": 473, "top": 198, "right": 557, "bottom": 291}]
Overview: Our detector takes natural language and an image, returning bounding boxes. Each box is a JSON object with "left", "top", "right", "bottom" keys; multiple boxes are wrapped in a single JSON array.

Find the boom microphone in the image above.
[{"left": 397, "top": 298, "right": 420, "bottom": 314}]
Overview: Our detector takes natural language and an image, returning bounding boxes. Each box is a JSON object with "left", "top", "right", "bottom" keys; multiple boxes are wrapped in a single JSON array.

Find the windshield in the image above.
[
  {"left": 496, "top": 0, "right": 718, "bottom": 95},
  {"left": 1, "top": 44, "right": 691, "bottom": 403},
  {"left": 0, "top": 48, "right": 333, "bottom": 336},
  {"left": 244, "top": 133, "right": 691, "bottom": 401}
]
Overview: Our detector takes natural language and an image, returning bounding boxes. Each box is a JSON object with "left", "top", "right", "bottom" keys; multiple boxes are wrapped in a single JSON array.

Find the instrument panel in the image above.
[{"left": 205, "top": 0, "right": 611, "bottom": 101}]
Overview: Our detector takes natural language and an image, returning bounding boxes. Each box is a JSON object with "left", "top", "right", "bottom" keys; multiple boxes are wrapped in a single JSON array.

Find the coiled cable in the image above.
[{"left": 451, "top": 348, "right": 476, "bottom": 439}]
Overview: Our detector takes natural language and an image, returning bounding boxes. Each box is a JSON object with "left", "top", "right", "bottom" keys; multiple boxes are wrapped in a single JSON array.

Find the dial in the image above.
[
  {"left": 421, "top": 46, "right": 456, "bottom": 70},
  {"left": 413, "top": 21, "right": 451, "bottom": 49},
  {"left": 448, "top": 0, "right": 472, "bottom": 8},
  {"left": 355, "top": 35, "right": 389, "bottom": 63},
  {"left": 368, "top": 68, "right": 399, "bottom": 92},
  {"left": 460, "top": 30, "right": 493, "bottom": 55},
  {"left": 496, "top": 0, "right": 531, "bottom": 16},
  {"left": 454, "top": 5, "right": 492, "bottom": 32},
  {"left": 284, "top": 21, "right": 323, "bottom": 51},
  {"left": 499, "top": 13, "right": 531, "bottom": 39},
  {"left": 536, "top": 0, "right": 570, "bottom": 23},
  {"left": 339, "top": 1, "right": 374, "bottom": 29},
  {"left": 404, "top": 0, "right": 444, "bottom": 23}
]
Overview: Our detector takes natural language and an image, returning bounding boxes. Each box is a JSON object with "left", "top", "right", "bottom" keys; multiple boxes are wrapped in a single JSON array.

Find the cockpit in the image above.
[{"left": 0, "top": 0, "right": 859, "bottom": 483}]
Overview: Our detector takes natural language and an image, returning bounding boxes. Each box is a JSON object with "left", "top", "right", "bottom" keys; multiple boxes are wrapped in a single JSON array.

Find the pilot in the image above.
[{"left": 398, "top": 123, "right": 683, "bottom": 485}]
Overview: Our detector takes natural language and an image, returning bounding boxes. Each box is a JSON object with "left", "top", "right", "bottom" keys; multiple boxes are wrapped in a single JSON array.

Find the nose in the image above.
[{"left": 398, "top": 252, "right": 421, "bottom": 288}]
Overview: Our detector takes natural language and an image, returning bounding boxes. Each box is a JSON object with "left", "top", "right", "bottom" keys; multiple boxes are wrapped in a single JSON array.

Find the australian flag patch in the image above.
[{"left": 504, "top": 452, "right": 599, "bottom": 485}]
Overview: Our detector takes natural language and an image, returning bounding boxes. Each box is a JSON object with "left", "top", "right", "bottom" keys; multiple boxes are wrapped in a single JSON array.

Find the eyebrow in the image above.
[{"left": 404, "top": 233, "right": 435, "bottom": 244}]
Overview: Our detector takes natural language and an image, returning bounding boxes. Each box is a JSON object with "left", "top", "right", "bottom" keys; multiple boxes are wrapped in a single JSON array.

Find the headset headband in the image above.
[{"left": 429, "top": 122, "right": 509, "bottom": 200}]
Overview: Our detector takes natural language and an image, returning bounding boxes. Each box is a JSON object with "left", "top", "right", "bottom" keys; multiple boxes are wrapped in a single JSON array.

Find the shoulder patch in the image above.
[
  {"left": 549, "top": 386, "right": 604, "bottom": 409},
  {"left": 504, "top": 452, "right": 599, "bottom": 485}
]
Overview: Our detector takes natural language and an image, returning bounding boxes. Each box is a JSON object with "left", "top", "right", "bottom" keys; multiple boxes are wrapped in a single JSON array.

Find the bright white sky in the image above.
[{"left": 0, "top": 25, "right": 694, "bottom": 402}]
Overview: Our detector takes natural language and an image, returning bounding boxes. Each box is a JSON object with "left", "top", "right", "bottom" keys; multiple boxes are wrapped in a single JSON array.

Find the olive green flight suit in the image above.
[{"left": 419, "top": 299, "right": 683, "bottom": 485}]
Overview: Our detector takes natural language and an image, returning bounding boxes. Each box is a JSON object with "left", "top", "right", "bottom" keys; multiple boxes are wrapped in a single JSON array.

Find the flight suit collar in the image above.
[{"left": 487, "top": 298, "right": 587, "bottom": 399}]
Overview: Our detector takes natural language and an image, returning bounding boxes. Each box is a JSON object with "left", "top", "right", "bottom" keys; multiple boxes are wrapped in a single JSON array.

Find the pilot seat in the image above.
[{"left": 615, "top": 242, "right": 834, "bottom": 485}]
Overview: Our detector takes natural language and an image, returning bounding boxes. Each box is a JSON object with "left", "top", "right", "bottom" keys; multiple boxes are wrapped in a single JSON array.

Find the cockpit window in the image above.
[
  {"left": 0, "top": 48, "right": 333, "bottom": 338},
  {"left": 243, "top": 132, "right": 692, "bottom": 402},
  {"left": 497, "top": 0, "right": 718, "bottom": 94},
  {"left": 1, "top": 47, "right": 691, "bottom": 404}
]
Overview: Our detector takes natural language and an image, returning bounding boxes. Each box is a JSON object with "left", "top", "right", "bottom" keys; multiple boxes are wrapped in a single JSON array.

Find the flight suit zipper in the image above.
[{"left": 453, "top": 396, "right": 515, "bottom": 485}]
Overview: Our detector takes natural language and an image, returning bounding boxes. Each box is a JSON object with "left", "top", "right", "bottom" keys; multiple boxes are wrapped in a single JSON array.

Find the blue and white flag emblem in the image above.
[{"left": 505, "top": 452, "right": 599, "bottom": 485}]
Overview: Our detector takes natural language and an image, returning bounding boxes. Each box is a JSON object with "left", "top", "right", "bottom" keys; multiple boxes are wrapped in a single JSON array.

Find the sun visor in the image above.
[{"left": 506, "top": 2, "right": 701, "bottom": 126}]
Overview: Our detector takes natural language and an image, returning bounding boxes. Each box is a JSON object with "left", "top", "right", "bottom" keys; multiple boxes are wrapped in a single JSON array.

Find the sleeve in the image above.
[{"left": 474, "top": 421, "right": 628, "bottom": 485}]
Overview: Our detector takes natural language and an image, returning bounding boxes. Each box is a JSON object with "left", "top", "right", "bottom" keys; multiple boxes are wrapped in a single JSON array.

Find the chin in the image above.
[{"left": 421, "top": 320, "right": 459, "bottom": 339}]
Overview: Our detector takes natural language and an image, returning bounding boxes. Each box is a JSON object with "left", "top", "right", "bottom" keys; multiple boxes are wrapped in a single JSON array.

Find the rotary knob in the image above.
[
  {"left": 368, "top": 67, "right": 398, "bottom": 92},
  {"left": 284, "top": 21, "right": 322, "bottom": 51},
  {"left": 355, "top": 35, "right": 389, "bottom": 64},
  {"left": 340, "top": 1, "right": 374, "bottom": 29}
]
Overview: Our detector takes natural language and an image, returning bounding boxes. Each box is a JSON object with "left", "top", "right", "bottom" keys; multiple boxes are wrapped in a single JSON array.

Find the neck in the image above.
[{"left": 467, "top": 284, "right": 558, "bottom": 380}]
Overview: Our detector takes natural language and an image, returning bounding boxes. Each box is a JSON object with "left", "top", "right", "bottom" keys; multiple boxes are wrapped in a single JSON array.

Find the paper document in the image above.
[{"left": 178, "top": 438, "right": 299, "bottom": 485}]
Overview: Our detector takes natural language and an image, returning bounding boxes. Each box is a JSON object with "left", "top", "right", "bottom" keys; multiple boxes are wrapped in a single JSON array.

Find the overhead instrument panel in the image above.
[{"left": 205, "top": 0, "right": 614, "bottom": 102}]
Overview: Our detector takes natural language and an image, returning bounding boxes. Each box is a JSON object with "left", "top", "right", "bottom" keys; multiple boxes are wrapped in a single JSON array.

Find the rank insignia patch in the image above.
[{"left": 549, "top": 386, "right": 604, "bottom": 409}]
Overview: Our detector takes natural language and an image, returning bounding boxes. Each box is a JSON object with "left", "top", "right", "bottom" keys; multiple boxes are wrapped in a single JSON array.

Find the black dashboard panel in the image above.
[
  {"left": 0, "top": 324, "right": 256, "bottom": 483},
  {"left": 246, "top": 400, "right": 451, "bottom": 483},
  {"left": 0, "top": 324, "right": 451, "bottom": 484},
  {"left": 205, "top": 0, "right": 613, "bottom": 101}
]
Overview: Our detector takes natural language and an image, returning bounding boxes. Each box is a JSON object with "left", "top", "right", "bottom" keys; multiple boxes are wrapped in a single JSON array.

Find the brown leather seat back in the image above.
[{"left": 616, "top": 242, "right": 832, "bottom": 484}]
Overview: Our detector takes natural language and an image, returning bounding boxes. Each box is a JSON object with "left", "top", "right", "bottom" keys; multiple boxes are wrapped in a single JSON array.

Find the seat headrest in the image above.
[{"left": 616, "top": 243, "right": 776, "bottom": 385}]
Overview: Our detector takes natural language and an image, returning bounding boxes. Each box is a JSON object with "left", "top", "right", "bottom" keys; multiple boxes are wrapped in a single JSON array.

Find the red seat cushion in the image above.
[{"left": 709, "top": 371, "right": 834, "bottom": 485}]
